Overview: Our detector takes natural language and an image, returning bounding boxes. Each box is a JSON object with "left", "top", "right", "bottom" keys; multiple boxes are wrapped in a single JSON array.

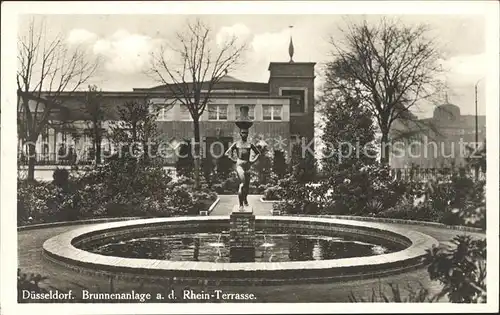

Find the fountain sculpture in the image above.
[{"left": 224, "top": 105, "right": 261, "bottom": 262}]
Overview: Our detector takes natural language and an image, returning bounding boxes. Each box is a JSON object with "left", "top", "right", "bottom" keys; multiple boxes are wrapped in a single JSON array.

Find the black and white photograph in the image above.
[{"left": 1, "top": 1, "right": 499, "bottom": 314}]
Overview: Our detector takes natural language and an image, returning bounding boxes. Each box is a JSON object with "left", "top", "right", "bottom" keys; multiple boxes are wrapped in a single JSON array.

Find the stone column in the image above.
[{"left": 229, "top": 206, "right": 255, "bottom": 262}]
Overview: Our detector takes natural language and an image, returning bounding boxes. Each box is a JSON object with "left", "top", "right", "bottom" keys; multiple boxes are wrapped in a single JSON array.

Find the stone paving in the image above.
[{"left": 210, "top": 194, "right": 272, "bottom": 215}]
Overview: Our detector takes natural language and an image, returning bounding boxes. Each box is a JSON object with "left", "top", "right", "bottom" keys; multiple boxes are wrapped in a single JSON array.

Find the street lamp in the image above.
[{"left": 474, "top": 78, "right": 483, "bottom": 180}]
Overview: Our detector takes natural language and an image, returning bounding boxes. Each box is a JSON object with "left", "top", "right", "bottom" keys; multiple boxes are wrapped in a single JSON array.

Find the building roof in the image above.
[
  {"left": 132, "top": 75, "right": 269, "bottom": 93},
  {"left": 218, "top": 75, "right": 245, "bottom": 83}
]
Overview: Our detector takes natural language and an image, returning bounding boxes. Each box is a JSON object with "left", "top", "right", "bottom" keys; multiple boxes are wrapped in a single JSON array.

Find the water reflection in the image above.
[{"left": 81, "top": 231, "right": 400, "bottom": 263}]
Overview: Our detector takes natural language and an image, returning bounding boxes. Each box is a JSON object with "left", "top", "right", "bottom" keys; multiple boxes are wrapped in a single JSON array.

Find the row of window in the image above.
[{"left": 157, "top": 104, "right": 284, "bottom": 121}]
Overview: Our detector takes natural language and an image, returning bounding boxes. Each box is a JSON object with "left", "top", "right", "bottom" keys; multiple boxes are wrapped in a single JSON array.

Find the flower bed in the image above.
[
  {"left": 268, "top": 166, "right": 486, "bottom": 230},
  {"left": 18, "top": 166, "right": 217, "bottom": 226}
]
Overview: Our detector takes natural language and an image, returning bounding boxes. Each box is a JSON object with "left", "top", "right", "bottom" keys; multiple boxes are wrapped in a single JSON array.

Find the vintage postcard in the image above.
[{"left": 1, "top": 1, "right": 499, "bottom": 314}]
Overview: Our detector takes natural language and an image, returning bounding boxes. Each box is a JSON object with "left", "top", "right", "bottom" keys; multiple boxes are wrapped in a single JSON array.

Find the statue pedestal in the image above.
[{"left": 229, "top": 205, "right": 255, "bottom": 262}]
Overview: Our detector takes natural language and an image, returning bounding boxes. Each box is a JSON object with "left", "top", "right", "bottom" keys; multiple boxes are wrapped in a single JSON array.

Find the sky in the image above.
[{"left": 19, "top": 13, "right": 488, "bottom": 118}]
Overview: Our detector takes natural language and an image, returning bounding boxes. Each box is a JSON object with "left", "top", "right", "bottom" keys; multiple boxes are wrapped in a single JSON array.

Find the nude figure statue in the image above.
[{"left": 224, "top": 128, "right": 261, "bottom": 210}]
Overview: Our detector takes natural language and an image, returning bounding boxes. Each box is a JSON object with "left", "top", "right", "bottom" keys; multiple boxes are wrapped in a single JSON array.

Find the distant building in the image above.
[
  {"left": 390, "top": 101, "right": 486, "bottom": 169},
  {"left": 18, "top": 60, "right": 316, "bottom": 169}
]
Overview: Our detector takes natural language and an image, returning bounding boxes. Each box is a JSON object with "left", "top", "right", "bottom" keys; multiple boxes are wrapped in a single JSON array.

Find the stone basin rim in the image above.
[{"left": 42, "top": 216, "right": 439, "bottom": 273}]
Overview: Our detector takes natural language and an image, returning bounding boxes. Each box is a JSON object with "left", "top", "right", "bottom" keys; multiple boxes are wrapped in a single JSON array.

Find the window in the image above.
[
  {"left": 235, "top": 105, "right": 255, "bottom": 120},
  {"left": 208, "top": 104, "right": 228, "bottom": 120},
  {"left": 41, "top": 127, "right": 49, "bottom": 143},
  {"left": 157, "top": 105, "right": 173, "bottom": 121},
  {"left": 281, "top": 89, "right": 305, "bottom": 113},
  {"left": 61, "top": 131, "right": 67, "bottom": 144},
  {"left": 42, "top": 143, "right": 49, "bottom": 155},
  {"left": 179, "top": 105, "right": 192, "bottom": 120},
  {"left": 263, "top": 105, "right": 282, "bottom": 121}
]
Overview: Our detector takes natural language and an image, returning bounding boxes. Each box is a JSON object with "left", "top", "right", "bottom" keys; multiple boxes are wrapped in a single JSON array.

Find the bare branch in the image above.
[
  {"left": 17, "top": 17, "right": 99, "bottom": 179},
  {"left": 148, "top": 18, "right": 247, "bottom": 119}
]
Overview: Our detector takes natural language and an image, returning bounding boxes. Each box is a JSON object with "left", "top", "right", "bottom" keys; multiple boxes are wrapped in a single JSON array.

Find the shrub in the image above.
[
  {"left": 254, "top": 144, "right": 272, "bottom": 185},
  {"left": 272, "top": 149, "right": 287, "bottom": 179},
  {"left": 377, "top": 195, "right": 416, "bottom": 220},
  {"left": 201, "top": 157, "right": 215, "bottom": 186},
  {"left": 263, "top": 186, "right": 284, "bottom": 201},
  {"left": 265, "top": 174, "right": 323, "bottom": 215},
  {"left": 18, "top": 153, "right": 219, "bottom": 224},
  {"left": 164, "top": 177, "right": 218, "bottom": 215},
  {"left": 424, "top": 235, "right": 486, "bottom": 303},
  {"left": 255, "top": 184, "right": 267, "bottom": 194},
  {"left": 190, "top": 190, "right": 217, "bottom": 215},
  {"left": 17, "top": 269, "right": 49, "bottom": 302},
  {"left": 175, "top": 142, "right": 194, "bottom": 178},
  {"left": 17, "top": 181, "right": 79, "bottom": 224},
  {"left": 318, "top": 163, "right": 405, "bottom": 216},
  {"left": 221, "top": 176, "right": 239, "bottom": 194},
  {"left": 272, "top": 199, "right": 320, "bottom": 215},
  {"left": 170, "top": 176, "right": 195, "bottom": 187},
  {"left": 215, "top": 155, "right": 233, "bottom": 179},
  {"left": 348, "top": 282, "right": 437, "bottom": 302},
  {"left": 453, "top": 179, "right": 485, "bottom": 229},
  {"left": 52, "top": 168, "right": 70, "bottom": 188},
  {"left": 212, "top": 183, "right": 224, "bottom": 194},
  {"left": 272, "top": 201, "right": 296, "bottom": 214},
  {"left": 17, "top": 181, "right": 51, "bottom": 224}
]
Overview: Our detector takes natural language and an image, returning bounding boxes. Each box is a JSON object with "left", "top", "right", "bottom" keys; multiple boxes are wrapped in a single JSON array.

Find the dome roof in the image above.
[
  {"left": 218, "top": 75, "right": 244, "bottom": 83},
  {"left": 433, "top": 103, "right": 461, "bottom": 121}
]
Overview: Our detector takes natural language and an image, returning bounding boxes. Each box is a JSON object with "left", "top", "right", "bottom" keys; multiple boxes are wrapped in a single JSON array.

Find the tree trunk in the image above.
[
  {"left": 380, "top": 131, "right": 390, "bottom": 165},
  {"left": 95, "top": 131, "right": 101, "bottom": 165},
  {"left": 193, "top": 118, "right": 201, "bottom": 190},
  {"left": 27, "top": 141, "right": 36, "bottom": 182}
]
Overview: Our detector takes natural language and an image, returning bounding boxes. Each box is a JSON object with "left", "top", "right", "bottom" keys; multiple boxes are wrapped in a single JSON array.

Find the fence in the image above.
[
  {"left": 390, "top": 167, "right": 486, "bottom": 182},
  {"left": 18, "top": 153, "right": 176, "bottom": 167},
  {"left": 18, "top": 153, "right": 92, "bottom": 166}
]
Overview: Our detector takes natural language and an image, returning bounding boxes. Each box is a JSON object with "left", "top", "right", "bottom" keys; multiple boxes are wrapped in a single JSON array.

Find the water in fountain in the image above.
[
  {"left": 208, "top": 234, "right": 225, "bottom": 262},
  {"left": 84, "top": 230, "right": 401, "bottom": 263},
  {"left": 259, "top": 235, "right": 276, "bottom": 262},
  {"left": 208, "top": 233, "right": 224, "bottom": 248},
  {"left": 260, "top": 234, "right": 275, "bottom": 248}
]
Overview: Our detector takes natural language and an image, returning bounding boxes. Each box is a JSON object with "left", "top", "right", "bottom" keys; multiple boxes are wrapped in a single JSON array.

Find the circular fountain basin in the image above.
[{"left": 42, "top": 216, "right": 439, "bottom": 285}]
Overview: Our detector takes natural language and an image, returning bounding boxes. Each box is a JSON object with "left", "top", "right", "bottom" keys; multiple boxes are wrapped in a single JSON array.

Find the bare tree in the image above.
[
  {"left": 149, "top": 18, "right": 247, "bottom": 188},
  {"left": 17, "top": 18, "right": 99, "bottom": 180},
  {"left": 327, "top": 18, "right": 444, "bottom": 164}
]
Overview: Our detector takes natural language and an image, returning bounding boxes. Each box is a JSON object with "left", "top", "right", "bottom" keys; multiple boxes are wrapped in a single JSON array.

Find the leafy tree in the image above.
[
  {"left": 176, "top": 141, "right": 194, "bottom": 178},
  {"left": 465, "top": 140, "right": 486, "bottom": 181},
  {"left": 254, "top": 144, "right": 272, "bottom": 185},
  {"left": 215, "top": 155, "right": 234, "bottom": 180},
  {"left": 289, "top": 142, "right": 316, "bottom": 183},
  {"left": 320, "top": 91, "right": 377, "bottom": 176},
  {"left": 52, "top": 168, "right": 69, "bottom": 189},
  {"left": 201, "top": 157, "right": 214, "bottom": 187},
  {"left": 110, "top": 97, "right": 167, "bottom": 164},
  {"left": 326, "top": 18, "right": 443, "bottom": 164},
  {"left": 272, "top": 149, "right": 287, "bottom": 179}
]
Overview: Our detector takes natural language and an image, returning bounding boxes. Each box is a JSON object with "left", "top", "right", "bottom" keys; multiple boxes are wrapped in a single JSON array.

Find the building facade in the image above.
[
  {"left": 18, "top": 61, "right": 316, "bottom": 168},
  {"left": 390, "top": 102, "right": 486, "bottom": 170}
]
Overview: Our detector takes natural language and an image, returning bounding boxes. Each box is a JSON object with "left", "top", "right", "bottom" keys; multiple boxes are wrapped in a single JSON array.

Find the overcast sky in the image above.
[{"left": 19, "top": 13, "right": 488, "bottom": 118}]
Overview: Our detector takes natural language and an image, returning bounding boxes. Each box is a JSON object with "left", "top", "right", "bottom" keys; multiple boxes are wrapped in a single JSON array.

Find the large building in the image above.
[
  {"left": 18, "top": 60, "right": 316, "bottom": 168},
  {"left": 389, "top": 101, "right": 486, "bottom": 169}
]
